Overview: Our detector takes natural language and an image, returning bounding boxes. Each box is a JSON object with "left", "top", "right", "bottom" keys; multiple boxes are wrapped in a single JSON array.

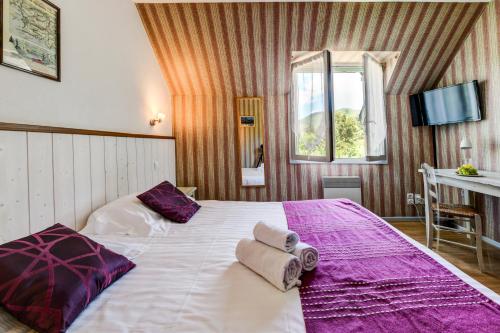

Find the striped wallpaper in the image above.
[
  {"left": 137, "top": 2, "right": 485, "bottom": 217},
  {"left": 436, "top": 0, "right": 500, "bottom": 240}
]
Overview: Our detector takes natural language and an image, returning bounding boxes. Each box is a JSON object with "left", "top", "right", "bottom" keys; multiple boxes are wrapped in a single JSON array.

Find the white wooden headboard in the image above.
[{"left": 0, "top": 123, "right": 176, "bottom": 243}]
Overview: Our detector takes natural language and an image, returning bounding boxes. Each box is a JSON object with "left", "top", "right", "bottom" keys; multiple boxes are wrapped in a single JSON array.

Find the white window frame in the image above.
[
  {"left": 289, "top": 51, "right": 388, "bottom": 165},
  {"left": 289, "top": 50, "right": 334, "bottom": 163}
]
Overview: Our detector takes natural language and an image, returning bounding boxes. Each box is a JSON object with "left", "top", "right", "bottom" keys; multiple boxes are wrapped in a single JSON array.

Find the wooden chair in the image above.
[{"left": 421, "top": 163, "right": 484, "bottom": 271}]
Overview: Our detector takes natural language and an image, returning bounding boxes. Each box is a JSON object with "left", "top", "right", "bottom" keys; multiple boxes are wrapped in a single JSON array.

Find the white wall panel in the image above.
[
  {"left": 0, "top": 132, "right": 29, "bottom": 242},
  {"left": 27, "top": 133, "right": 55, "bottom": 233},
  {"left": 144, "top": 139, "right": 153, "bottom": 188},
  {"left": 159, "top": 139, "right": 167, "bottom": 183},
  {"left": 90, "top": 136, "right": 106, "bottom": 211},
  {"left": 105, "top": 137, "right": 118, "bottom": 202},
  {"left": 167, "top": 140, "right": 176, "bottom": 185},
  {"left": 127, "top": 138, "right": 138, "bottom": 193},
  {"left": 152, "top": 139, "right": 160, "bottom": 186},
  {"left": 136, "top": 139, "right": 146, "bottom": 192},
  {"left": 53, "top": 134, "right": 76, "bottom": 229},
  {"left": 1, "top": 130, "right": 175, "bottom": 238},
  {"left": 117, "top": 138, "right": 129, "bottom": 197},
  {"left": 73, "top": 135, "right": 92, "bottom": 230}
]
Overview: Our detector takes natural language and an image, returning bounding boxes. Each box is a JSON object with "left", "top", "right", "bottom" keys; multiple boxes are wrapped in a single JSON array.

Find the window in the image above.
[
  {"left": 333, "top": 66, "right": 366, "bottom": 159},
  {"left": 290, "top": 51, "right": 393, "bottom": 163},
  {"left": 290, "top": 51, "right": 333, "bottom": 162}
]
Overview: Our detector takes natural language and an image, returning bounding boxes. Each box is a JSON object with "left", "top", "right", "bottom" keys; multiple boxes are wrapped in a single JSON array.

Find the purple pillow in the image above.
[
  {"left": 0, "top": 224, "right": 135, "bottom": 333},
  {"left": 137, "top": 181, "right": 201, "bottom": 223}
]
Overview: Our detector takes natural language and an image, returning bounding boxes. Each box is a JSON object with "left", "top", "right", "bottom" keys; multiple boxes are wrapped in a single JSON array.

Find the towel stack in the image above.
[{"left": 235, "top": 221, "right": 319, "bottom": 292}]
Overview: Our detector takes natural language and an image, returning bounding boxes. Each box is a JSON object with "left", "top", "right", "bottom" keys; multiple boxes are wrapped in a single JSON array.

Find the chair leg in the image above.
[
  {"left": 435, "top": 215, "right": 441, "bottom": 251},
  {"left": 436, "top": 226, "right": 441, "bottom": 251},
  {"left": 470, "top": 217, "right": 476, "bottom": 247},
  {"left": 474, "top": 214, "right": 484, "bottom": 272},
  {"left": 427, "top": 211, "right": 434, "bottom": 249}
]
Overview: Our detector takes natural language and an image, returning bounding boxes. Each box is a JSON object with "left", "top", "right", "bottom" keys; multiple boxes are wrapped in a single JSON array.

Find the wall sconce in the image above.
[{"left": 150, "top": 112, "right": 166, "bottom": 126}]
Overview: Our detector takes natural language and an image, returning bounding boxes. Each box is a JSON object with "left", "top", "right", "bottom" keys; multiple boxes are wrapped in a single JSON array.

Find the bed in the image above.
[{"left": 1, "top": 200, "right": 499, "bottom": 332}]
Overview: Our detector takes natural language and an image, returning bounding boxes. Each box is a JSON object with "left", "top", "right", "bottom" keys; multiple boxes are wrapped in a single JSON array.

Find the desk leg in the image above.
[
  {"left": 462, "top": 189, "right": 470, "bottom": 205},
  {"left": 462, "top": 189, "right": 472, "bottom": 238}
]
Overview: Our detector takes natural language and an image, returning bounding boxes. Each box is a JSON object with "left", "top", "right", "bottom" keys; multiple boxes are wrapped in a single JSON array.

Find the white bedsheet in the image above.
[
  {"left": 0, "top": 201, "right": 305, "bottom": 333},
  {"left": 1, "top": 200, "right": 499, "bottom": 333}
]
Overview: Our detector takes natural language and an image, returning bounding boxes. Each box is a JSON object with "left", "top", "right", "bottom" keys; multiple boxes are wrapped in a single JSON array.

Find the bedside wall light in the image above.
[
  {"left": 150, "top": 112, "right": 166, "bottom": 126},
  {"left": 460, "top": 137, "right": 472, "bottom": 150},
  {"left": 460, "top": 136, "right": 473, "bottom": 165}
]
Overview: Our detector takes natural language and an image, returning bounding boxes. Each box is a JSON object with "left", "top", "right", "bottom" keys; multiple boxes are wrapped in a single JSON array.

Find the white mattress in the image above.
[{"left": 1, "top": 200, "right": 499, "bottom": 333}]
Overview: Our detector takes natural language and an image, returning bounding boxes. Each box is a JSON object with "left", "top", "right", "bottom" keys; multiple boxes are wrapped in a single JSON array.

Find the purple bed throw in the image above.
[{"left": 283, "top": 199, "right": 500, "bottom": 333}]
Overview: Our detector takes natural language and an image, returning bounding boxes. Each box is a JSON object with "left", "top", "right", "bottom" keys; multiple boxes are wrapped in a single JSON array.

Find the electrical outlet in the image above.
[
  {"left": 414, "top": 194, "right": 425, "bottom": 205},
  {"left": 407, "top": 193, "right": 414, "bottom": 205}
]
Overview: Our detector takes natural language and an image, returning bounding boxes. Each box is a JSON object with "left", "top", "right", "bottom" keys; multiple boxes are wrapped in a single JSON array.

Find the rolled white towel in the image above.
[
  {"left": 293, "top": 242, "right": 319, "bottom": 272},
  {"left": 236, "top": 239, "right": 302, "bottom": 292},
  {"left": 253, "top": 221, "right": 299, "bottom": 253}
]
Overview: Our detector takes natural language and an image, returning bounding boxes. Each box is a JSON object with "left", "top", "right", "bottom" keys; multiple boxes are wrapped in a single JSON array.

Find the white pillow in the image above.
[{"left": 82, "top": 194, "right": 169, "bottom": 237}]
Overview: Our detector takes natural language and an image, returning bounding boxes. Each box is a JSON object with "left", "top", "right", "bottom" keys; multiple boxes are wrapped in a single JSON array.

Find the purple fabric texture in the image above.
[
  {"left": 283, "top": 199, "right": 500, "bottom": 333},
  {"left": 0, "top": 224, "right": 135, "bottom": 333},
  {"left": 137, "top": 181, "right": 200, "bottom": 223}
]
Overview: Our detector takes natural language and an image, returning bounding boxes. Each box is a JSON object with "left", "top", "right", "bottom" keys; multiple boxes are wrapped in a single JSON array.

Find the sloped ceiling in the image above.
[{"left": 137, "top": 2, "right": 485, "bottom": 96}]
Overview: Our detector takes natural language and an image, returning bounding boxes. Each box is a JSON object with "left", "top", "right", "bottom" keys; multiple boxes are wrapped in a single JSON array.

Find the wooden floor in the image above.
[{"left": 391, "top": 221, "right": 500, "bottom": 294}]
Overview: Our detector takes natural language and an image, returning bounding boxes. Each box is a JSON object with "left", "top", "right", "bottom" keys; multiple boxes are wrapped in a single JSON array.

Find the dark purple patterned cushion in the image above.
[
  {"left": 0, "top": 224, "right": 135, "bottom": 333},
  {"left": 137, "top": 181, "right": 201, "bottom": 223}
]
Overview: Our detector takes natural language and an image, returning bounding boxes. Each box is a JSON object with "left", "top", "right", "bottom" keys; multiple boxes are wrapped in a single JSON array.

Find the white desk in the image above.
[
  {"left": 421, "top": 169, "right": 500, "bottom": 247},
  {"left": 433, "top": 169, "right": 500, "bottom": 198}
]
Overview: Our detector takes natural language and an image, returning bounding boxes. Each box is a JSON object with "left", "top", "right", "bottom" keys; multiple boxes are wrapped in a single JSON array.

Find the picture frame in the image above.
[
  {"left": 1, "top": 0, "right": 61, "bottom": 81},
  {"left": 240, "top": 116, "right": 255, "bottom": 127}
]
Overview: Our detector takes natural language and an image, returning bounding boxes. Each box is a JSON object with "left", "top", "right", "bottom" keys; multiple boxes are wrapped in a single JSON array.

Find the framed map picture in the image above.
[
  {"left": 1, "top": 0, "right": 60, "bottom": 81},
  {"left": 240, "top": 116, "right": 255, "bottom": 127}
]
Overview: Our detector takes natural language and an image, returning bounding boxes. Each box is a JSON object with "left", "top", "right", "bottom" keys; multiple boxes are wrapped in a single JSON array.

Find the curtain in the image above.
[{"left": 363, "top": 53, "right": 387, "bottom": 161}]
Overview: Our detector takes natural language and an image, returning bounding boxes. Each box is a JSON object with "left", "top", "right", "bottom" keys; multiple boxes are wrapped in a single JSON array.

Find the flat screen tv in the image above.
[{"left": 409, "top": 80, "right": 482, "bottom": 127}]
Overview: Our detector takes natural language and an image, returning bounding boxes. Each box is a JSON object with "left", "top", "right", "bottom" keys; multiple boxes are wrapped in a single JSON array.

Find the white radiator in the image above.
[{"left": 322, "top": 176, "right": 362, "bottom": 204}]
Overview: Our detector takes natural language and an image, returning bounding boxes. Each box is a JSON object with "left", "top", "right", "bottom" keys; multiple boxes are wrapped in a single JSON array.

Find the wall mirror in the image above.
[{"left": 237, "top": 97, "right": 265, "bottom": 187}]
